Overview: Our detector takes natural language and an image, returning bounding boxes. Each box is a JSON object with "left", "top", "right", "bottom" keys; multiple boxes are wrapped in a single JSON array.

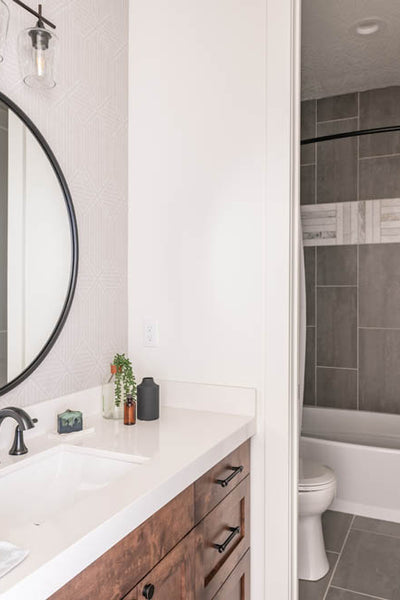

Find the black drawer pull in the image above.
[
  {"left": 142, "top": 583, "right": 155, "bottom": 599},
  {"left": 216, "top": 466, "right": 244, "bottom": 488},
  {"left": 214, "top": 526, "right": 241, "bottom": 553}
]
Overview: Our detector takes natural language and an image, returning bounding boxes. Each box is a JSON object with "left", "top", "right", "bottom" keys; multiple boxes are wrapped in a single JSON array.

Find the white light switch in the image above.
[{"left": 143, "top": 319, "right": 159, "bottom": 347}]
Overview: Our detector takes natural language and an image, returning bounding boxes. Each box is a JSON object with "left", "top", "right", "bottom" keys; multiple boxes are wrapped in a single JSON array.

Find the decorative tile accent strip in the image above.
[{"left": 302, "top": 199, "right": 400, "bottom": 246}]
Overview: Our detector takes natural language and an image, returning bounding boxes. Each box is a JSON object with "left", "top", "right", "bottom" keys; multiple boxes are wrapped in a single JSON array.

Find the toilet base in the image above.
[{"left": 298, "top": 513, "right": 329, "bottom": 581}]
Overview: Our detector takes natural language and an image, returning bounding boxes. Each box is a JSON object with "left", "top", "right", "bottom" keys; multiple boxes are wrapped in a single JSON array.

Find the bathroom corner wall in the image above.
[
  {"left": 0, "top": 0, "right": 128, "bottom": 408},
  {"left": 302, "top": 86, "right": 400, "bottom": 414}
]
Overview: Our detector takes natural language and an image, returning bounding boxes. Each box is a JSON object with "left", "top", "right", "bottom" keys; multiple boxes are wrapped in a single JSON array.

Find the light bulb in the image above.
[{"left": 33, "top": 47, "right": 46, "bottom": 77}]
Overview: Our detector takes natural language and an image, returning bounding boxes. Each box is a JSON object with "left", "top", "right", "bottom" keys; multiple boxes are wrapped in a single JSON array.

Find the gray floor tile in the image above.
[
  {"left": 304, "top": 327, "right": 316, "bottom": 406},
  {"left": 332, "top": 528, "right": 400, "bottom": 599},
  {"left": 301, "top": 164, "right": 316, "bottom": 205},
  {"left": 359, "top": 155, "right": 400, "bottom": 200},
  {"left": 322, "top": 511, "right": 354, "bottom": 553},
  {"left": 316, "top": 368, "right": 357, "bottom": 410},
  {"left": 326, "top": 588, "right": 380, "bottom": 600},
  {"left": 317, "top": 119, "right": 358, "bottom": 205},
  {"left": 359, "top": 244, "right": 400, "bottom": 329},
  {"left": 317, "top": 93, "right": 358, "bottom": 122},
  {"left": 299, "top": 552, "right": 338, "bottom": 600},
  {"left": 317, "top": 246, "right": 357, "bottom": 286},
  {"left": 359, "top": 328, "right": 400, "bottom": 414},
  {"left": 353, "top": 516, "right": 400, "bottom": 539},
  {"left": 304, "top": 247, "right": 315, "bottom": 326},
  {"left": 317, "top": 287, "right": 357, "bottom": 368}
]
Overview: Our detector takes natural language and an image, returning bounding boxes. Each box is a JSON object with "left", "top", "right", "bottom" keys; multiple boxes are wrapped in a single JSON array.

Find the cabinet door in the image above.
[
  {"left": 213, "top": 550, "right": 250, "bottom": 600},
  {"left": 132, "top": 532, "right": 195, "bottom": 600},
  {"left": 195, "top": 477, "right": 250, "bottom": 600}
]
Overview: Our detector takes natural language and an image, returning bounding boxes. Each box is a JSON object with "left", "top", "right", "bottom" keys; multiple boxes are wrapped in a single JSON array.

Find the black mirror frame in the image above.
[{"left": 0, "top": 90, "right": 79, "bottom": 396}]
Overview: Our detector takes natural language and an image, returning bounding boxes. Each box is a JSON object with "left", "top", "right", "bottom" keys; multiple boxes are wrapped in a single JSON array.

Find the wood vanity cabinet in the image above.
[{"left": 50, "top": 440, "right": 250, "bottom": 600}]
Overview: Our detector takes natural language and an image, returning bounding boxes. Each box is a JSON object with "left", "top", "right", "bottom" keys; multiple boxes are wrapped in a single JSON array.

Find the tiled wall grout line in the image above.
[
  {"left": 329, "top": 585, "right": 389, "bottom": 600},
  {"left": 317, "top": 115, "right": 359, "bottom": 125},
  {"left": 322, "top": 515, "right": 356, "bottom": 600},
  {"left": 360, "top": 152, "right": 400, "bottom": 160},
  {"left": 318, "top": 365, "right": 358, "bottom": 371},
  {"left": 360, "top": 326, "right": 400, "bottom": 331},
  {"left": 351, "top": 527, "right": 400, "bottom": 541},
  {"left": 317, "top": 285, "right": 357, "bottom": 288}
]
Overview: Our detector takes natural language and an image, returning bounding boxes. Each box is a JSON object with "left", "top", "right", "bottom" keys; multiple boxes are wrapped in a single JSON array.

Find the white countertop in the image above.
[{"left": 0, "top": 383, "right": 256, "bottom": 600}]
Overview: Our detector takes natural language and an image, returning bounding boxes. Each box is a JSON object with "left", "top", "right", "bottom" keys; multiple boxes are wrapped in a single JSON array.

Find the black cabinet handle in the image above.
[
  {"left": 216, "top": 466, "right": 244, "bottom": 488},
  {"left": 142, "top": 583, "right": 155, "bottom": 599},
  {"left": 213, "top": 526, "right": 241, "bottom": 553}
]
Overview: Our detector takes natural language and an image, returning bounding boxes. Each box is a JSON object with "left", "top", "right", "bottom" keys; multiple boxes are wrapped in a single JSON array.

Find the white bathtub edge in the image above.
[{"left": 332, "top": 498, "right": 400, "bottom": 524}]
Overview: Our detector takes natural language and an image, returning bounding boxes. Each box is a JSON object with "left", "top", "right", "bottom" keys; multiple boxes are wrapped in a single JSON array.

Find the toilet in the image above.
[{"left": 298, "top": 459, "right": 336, "bottom": 581}]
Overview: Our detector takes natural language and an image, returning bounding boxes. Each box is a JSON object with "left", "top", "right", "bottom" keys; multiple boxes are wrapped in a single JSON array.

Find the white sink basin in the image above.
[{"left": 0, "top": 446, "right": 146, "bottom": 531}]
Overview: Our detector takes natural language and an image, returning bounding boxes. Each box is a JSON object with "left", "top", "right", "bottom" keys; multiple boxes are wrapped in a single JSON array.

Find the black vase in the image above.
[{"left": 137, "top": 377, "right": 160, "bottom": 421}]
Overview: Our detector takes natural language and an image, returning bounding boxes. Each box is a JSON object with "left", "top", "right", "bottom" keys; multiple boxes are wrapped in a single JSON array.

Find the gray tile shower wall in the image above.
[{"left": 302, "top": 86, "right": 400, "bottom": 413}]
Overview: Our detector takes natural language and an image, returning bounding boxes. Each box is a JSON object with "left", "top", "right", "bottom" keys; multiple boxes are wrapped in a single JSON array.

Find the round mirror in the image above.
[{"left": 0, "top": 92, "right": 78, "bottom": 395}]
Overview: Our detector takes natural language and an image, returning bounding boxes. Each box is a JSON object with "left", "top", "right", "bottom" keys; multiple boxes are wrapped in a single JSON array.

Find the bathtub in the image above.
[{"left": 301, "top": 406, "right": 400, "bottom": 523}]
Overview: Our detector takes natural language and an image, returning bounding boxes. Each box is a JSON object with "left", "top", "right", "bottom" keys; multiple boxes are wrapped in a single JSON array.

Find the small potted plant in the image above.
[{"left": 102, "top": 353, "right": 137, "bottom": 420}]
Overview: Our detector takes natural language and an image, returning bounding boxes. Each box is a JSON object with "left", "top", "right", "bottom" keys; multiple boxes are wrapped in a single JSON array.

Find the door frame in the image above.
[{"left": 264, "top": 0, "right": 300, "bottom": 597}]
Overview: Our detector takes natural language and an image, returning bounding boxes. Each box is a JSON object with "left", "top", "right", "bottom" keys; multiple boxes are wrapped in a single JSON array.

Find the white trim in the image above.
[{"left": 265, "top": 0, "right": 299, "bottom": 597}]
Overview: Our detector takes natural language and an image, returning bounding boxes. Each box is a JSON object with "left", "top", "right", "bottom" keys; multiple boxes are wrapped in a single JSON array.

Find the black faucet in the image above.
[{"left": 0, "top": 407, "right": 37, "bottom": 456}]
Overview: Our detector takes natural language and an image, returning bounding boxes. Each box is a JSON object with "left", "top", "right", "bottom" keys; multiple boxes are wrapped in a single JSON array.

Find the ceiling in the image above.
[{"left": 302, "top": 0, "right": 400, "bottom": 100}]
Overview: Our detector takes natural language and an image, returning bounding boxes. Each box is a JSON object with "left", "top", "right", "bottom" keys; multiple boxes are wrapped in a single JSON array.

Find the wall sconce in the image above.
[
  {"left": 14, "top": 1, "right": 57, "bottom": 88},
  {"left": 0, "top": 1, "right": 57, "bottom": 87}
]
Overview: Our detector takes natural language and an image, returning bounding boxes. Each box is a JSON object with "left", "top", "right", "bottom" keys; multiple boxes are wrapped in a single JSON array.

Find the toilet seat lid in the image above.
[{"left": 299, "top": 459, "right": 336, "bottom": 490}]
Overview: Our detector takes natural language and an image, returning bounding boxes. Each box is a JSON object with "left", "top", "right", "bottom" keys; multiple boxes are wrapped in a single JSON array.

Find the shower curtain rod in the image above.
[{"left": 301, "top": 124, "right": 400, "bottom": 145}]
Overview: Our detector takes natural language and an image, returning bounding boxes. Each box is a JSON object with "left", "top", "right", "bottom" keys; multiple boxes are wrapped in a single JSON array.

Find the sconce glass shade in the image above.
[
  {"left": 0, "top": 0, "right": 10, "bottom": 63},
  {"left": 18, "top": 24, "right": 57, "bottom": 88}
]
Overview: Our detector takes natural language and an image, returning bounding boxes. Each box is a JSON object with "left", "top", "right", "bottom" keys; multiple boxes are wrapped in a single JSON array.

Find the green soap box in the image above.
[{"left": 57, "top": 409, "right": 83, "bottom": 434}]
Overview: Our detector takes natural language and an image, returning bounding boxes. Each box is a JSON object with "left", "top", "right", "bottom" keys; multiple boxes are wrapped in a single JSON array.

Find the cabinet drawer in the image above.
[
  {"left": 213, "top": 550, "right": 250, "bottom": 600},
  {"left": 127, "top": 531, "right": 195, "bottom": 600},
  {"left": 195, "top": 476, "right": 250, "bottom": 600},
  {"left": 50, "top": 485, "right": 194, "bottom": 600},
  {"left": 194, "top": 440, "right": 250, "bottom": 524}
]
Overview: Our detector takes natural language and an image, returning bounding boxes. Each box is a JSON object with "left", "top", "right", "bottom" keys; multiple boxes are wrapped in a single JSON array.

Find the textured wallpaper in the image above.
[{"left": 0, "top": 0, "right": 128, "bottom": 407}]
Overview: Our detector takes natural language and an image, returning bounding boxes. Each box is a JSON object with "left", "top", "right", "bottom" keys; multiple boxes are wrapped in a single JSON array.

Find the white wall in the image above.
[
  {"left": 129, "top": 1, "right": 299, "bottom": 597},
  {"left": 129, "top": 0, "right": 265, "bottom": 388}
]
